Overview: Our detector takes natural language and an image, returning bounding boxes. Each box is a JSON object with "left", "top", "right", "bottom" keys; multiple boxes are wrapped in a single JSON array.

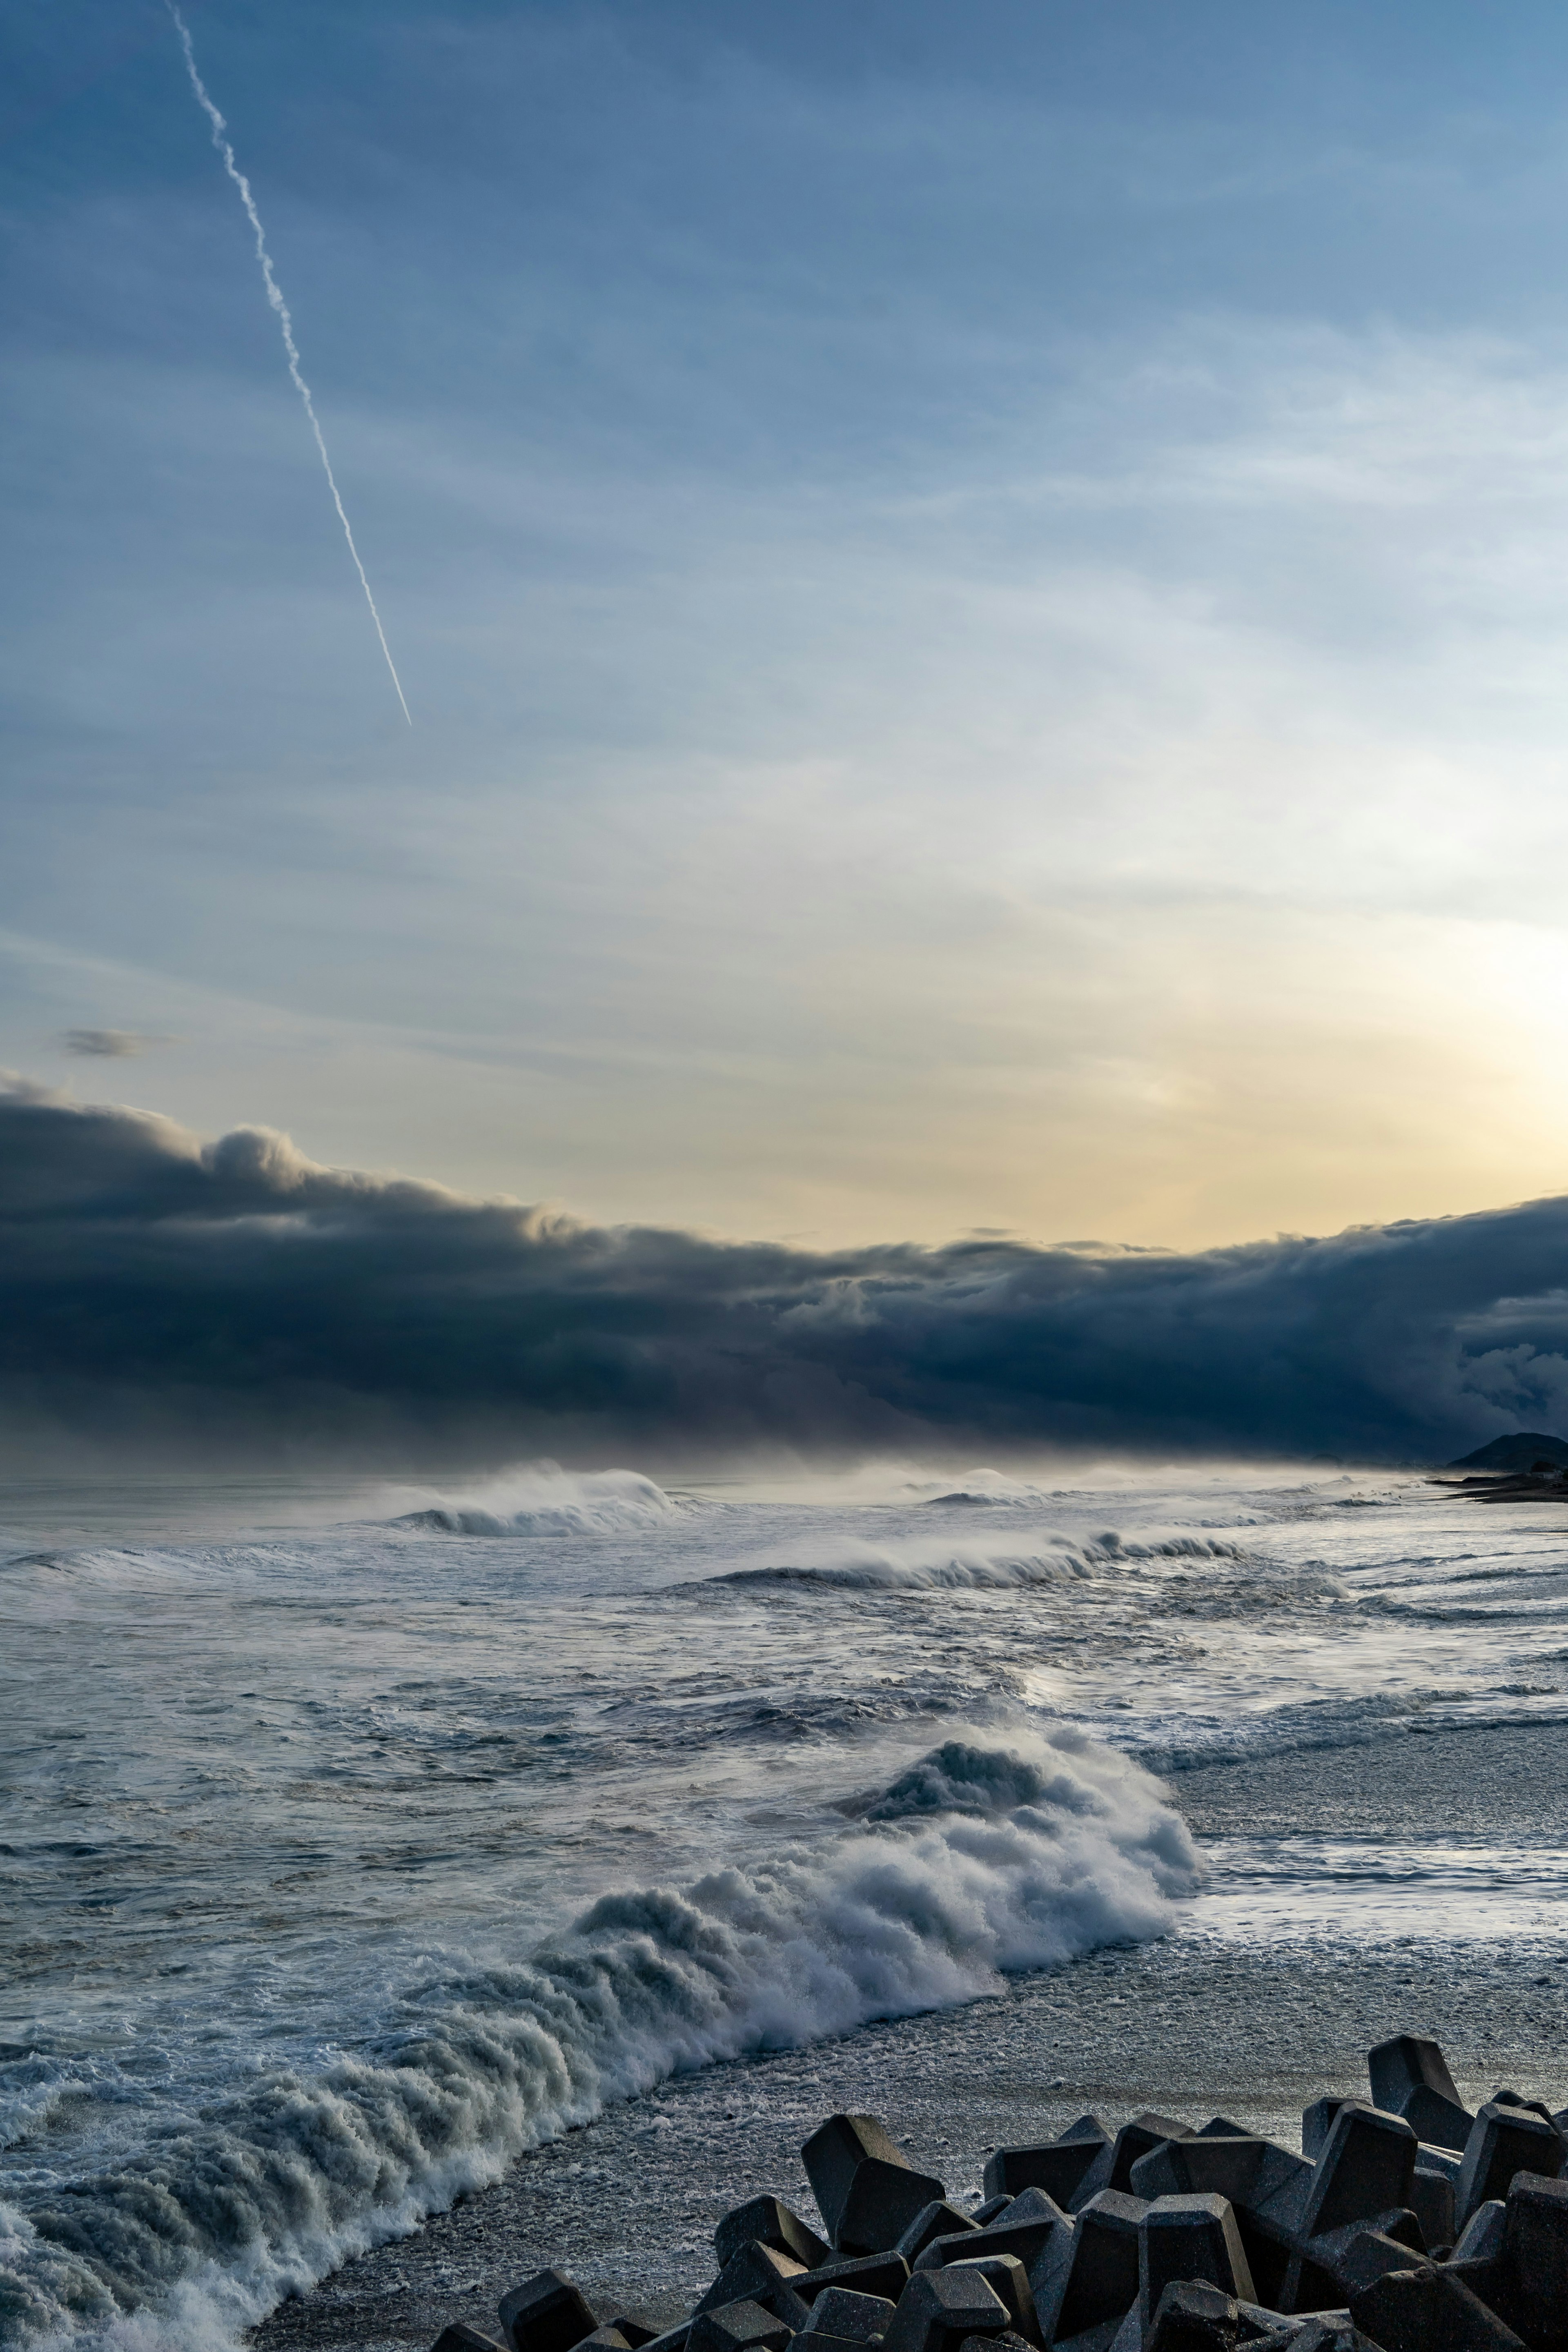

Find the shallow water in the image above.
[{"left": 2, "top": 1457, "right": 1566, "bottom": 2347}]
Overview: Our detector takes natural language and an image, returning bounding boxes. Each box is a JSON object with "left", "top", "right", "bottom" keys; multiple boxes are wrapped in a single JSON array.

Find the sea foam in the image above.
[{"left": 0, "top": 1732, "right": 1194, "bottom": 2351}]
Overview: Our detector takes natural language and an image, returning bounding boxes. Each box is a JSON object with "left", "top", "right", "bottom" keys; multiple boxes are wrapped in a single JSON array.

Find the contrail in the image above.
[{"left": 165, "top": 4, "right": 412, "bottom": 725}]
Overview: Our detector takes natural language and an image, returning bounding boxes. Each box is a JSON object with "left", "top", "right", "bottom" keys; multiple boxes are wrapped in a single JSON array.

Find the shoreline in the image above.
[{"left": 252, "top": 1720, "right": 1568, "bottom": 2352}]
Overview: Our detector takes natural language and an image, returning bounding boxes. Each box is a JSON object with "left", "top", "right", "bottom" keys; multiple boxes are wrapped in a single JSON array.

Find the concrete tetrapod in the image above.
[
  {"left": 1493, "top": 2094, "right": 1560, "bottom": 2130},
  {"left": 1070, "top": 2120, "right": 1196, "bottom": 2213},
  {"left": 1136, "top": 2195, "right": 1256, "bottom": 2338},
  {"left": 693, "top": 2245, "right": 811, "bottom": 2325},
  {"left": 1408, "top": 2165, "right": 1458, "bottom": 2255},
  {"left": 417, "top": 2036, "right": 1568, "bottom": 2352},
  {"left": 687, "top": 2301, "right": 795, "bottom": 2352},
  {"left": 1499, "top": 2171, "right": 1568, "bottom": 2350},
  {"left": 804, "top": 2120, "right": 915, "bottom": 2248},
  {"left": 1349, "top": 2262, "right": 1529, "bottom": 2350},
  {"left": 1300, "top": 2106, "right": 1419, "bottom": 2240},
  {"left": 1447, "top": 2170, "right": 1568, "bottom": 2351},
  {"left": 1451, "top": 2203, "right": 1508, "bottom": 2267},
  {"left": 985, "top": 2122, "right": 1112, "bottom": 2210},
  {"left": 1302, "top": 2106, "right": 1349, "bottom": 2163},
  {"left": 899, "top": 2205, "right": 982, "bottom": 2265},
  {"left": 882, "top": 2265, "right": 1014, "bottom": 2352},
  {"left": 629, "top": 2327, "right": 690, "bottom": 2352},
  {"left": 1456, "top": 2107, "right": 1567, "bottom": 2232},
  {"left": 794, "top": 2254, "right": 911, "bottom": 2308},
  {"left": 1034, "top": 2190, "right": 1145, "bottom": 2345},
  {"left": 1280, "top": 2216, "right": 1426, "bottom": 2316},
  {"left": 914, "top": 2191, "right": 1071, "bottom": 2291},
  {"left": 1147, "top": 2130, "right": 1408, "bottom": 2314},
  {"left": 942, "top": 2252, "right": 1042, "bottom": 2346},
  {"left": 1166, "top": 2103, "right": 1426, "bottom": 2315},
  {"left": 1140, "top": 2280, "right": 1241, "bottom": 2352},
  {"left": 499, "top": 2273, "right": 601, "bottom": 2352},
  {"left": 807, "top": 2288, "right": 897, "bottom": 2342},
  {"left": 837, "top": 2163, "right": 952, "bottom": 2258},
  {"left": 1367, "top": 2038, "right": 1474, "bottom": 2156},
  {"left": 1138, "top": 2279, "right": 1312, "bottom": 2351},
  {"left": 716, "top": 2200, "right": 833, "bottom": 2272}
]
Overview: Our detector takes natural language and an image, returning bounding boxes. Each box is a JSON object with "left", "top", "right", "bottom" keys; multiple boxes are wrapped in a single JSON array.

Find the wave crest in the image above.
[
  {"left": 393, "top": 1463, "right": 679, "bottom": 1537},
  {"left": 715, "top": 1531, "right": 1244, "bottom": 1591}
]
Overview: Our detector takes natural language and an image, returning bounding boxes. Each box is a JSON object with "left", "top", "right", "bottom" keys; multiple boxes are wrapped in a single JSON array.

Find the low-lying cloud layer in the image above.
[{"left": 3, "top": 1075, "right": 1566, "bottom": 1464}]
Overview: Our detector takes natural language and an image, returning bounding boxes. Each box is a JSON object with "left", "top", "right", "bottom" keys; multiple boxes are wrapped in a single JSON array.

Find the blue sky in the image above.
[{"left": 9, "top": 1, "right": 1568, "bottom": 1247}]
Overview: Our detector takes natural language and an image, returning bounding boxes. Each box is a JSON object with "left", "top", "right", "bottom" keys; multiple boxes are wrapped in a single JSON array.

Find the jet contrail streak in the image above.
[{"left": 166, "top": 4, "right": 412, "bottom": 725}]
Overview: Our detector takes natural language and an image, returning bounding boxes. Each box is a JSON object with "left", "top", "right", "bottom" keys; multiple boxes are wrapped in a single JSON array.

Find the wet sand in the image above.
[{"left": 254, "top": 1720, "right": 1568, "bottom": 2352}]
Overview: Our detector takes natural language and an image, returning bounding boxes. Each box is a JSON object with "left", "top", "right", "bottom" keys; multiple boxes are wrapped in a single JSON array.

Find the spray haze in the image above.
[{"left": 165, "top": 4, "right": 412, "bottom": 726}]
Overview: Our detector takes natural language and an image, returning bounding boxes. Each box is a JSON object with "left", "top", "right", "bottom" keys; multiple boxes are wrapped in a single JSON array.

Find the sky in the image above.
[{"left": 9, "top": 2, "right": 1568, "bottom": 1254}]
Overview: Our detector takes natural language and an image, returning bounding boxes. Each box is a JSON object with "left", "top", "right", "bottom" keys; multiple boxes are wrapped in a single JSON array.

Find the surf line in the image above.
[{"left": 165, "top": 5, "right": 413, "bottom": 726}]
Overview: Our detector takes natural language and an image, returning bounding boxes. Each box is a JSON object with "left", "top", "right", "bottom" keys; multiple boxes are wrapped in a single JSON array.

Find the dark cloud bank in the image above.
[{"left": 2, "top": 1076, "right": 1566, "bottom": 1467}]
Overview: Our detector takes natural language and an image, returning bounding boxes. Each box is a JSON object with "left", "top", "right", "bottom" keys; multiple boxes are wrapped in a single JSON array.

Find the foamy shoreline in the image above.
[
  {"left": 9, "top": 1472, "right": 1568, "bottom": 2349},
  {"left": 252, "top": 1723, "right": 1568, "bottom": 2352}
]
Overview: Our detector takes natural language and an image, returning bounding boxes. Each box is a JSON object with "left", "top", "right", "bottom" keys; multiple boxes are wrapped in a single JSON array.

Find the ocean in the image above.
[{"left": 3, "top": 1458, "right": 1567, "bottom": 2349}]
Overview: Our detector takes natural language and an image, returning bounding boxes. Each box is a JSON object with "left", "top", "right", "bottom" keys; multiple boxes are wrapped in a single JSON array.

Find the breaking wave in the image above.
[
  {"left": 715, "top": 1531, "right": 1245, "bottom": 1591},
  {"left": 918, "top": 1471, "right": 1067, "bottom": 1507},
  {"left": 0, "top": 1732, "right": 1195, "bottom": 2352},
  {"left": 392, "top": 1463, "right": 680, "bottom": 1538}
]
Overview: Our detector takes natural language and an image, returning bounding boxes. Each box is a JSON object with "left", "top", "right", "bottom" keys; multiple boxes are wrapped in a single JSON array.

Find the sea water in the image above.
[{"left": 2, "top": 1459, "right": 1566, "bottom": 2347}]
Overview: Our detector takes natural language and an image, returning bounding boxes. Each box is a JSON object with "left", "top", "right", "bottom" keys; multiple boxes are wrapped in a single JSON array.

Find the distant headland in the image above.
[
  {"left": 1433, "top": 1429, "right": 1568, "bottom": 1504},
  {"left": 1446, "top": 1432, "right": 1568, "bottom": 1472}
]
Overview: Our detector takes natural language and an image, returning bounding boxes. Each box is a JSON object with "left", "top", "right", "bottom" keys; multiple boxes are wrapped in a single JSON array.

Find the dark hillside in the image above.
[{"left": 1447, "top": 1430, "right": 1568, "bottom": 1470}]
